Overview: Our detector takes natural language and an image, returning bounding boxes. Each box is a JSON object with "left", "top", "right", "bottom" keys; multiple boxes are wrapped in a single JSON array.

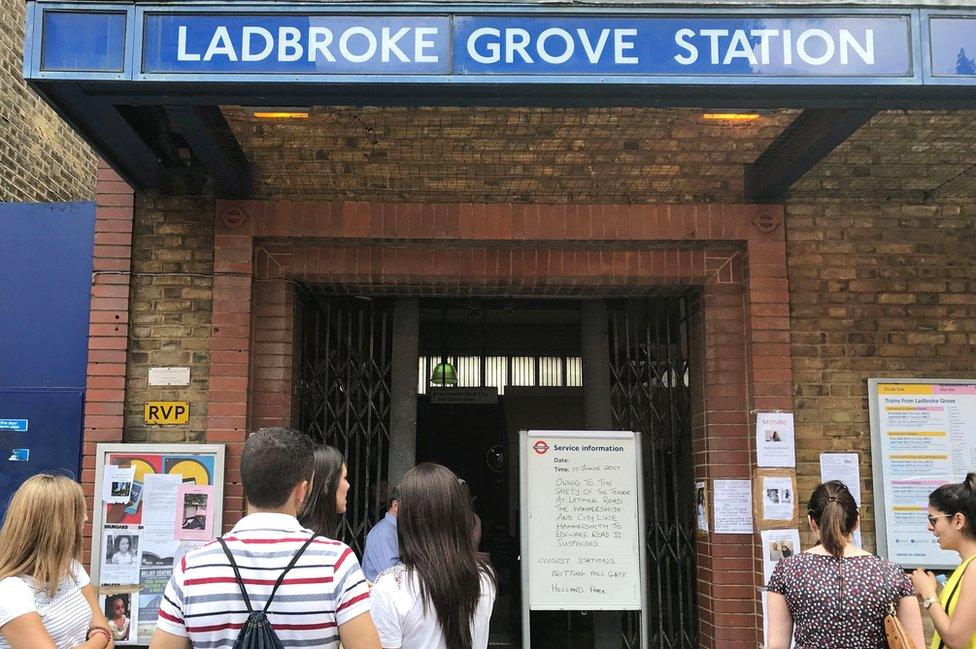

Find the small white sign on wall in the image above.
[{"left": 148, "top": 367, "right": 190, "bottom": 387}]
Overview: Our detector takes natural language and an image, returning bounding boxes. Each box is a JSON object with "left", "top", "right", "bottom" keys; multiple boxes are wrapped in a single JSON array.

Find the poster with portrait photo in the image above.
[
  {"left": 694, "top": 481, "right": 709, "bottom": 533},
  {"left": 175, "top": 483, "right": 216, "bottom": 541},
  {"left": 756, "top": 412, "right": 796, "bottom": 468},
  {"left": 99, "top": 590, "right": 139, "bottom": 645},
  {"left": 100, "top": 527, "right": 142, "bottom": 585},
  {"left": 761, "top": 528, "right": 801, "bottom": 583}
]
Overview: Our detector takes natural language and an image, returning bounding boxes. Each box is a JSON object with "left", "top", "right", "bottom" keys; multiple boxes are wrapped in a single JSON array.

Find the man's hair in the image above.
[
  {"left": 388, "top": 485, "right": 400, "bottom": 510},
  {"left": 241, "top": 427, "right": 314, "bottom": 508}
]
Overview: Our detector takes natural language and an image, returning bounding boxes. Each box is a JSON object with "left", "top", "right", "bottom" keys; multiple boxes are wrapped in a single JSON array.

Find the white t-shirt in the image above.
[
  {"left": 0, "top": 561, "right": 92, "bottom": 648},
  {"left": 371, "top": 564, "right": 495, "bottom": 649}
]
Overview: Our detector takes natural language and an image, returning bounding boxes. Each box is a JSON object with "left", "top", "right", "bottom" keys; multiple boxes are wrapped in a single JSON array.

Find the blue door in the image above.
[{"left": 0, "top": 202, "right": 95, "bottom": 515}]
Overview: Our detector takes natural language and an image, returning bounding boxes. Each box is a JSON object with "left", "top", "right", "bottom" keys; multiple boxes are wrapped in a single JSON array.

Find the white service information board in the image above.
[
  {"left": 521, "top": 430, "right": 643, "bottom": 610},
  {"left": 870, "top": 379, "right": 976, "bottom": 569}
]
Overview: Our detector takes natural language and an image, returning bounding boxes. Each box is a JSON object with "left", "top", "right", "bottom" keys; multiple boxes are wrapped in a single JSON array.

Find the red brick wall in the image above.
[
  {"left": 207, "top": 200, "right": 791, "bottom": 648},
  {"left": 81, "top": 162, "right": 134, "bottom": 558}
]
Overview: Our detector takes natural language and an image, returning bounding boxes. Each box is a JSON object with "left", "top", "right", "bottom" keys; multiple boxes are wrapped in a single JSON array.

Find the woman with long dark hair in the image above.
[
  {"left": 370, "top": 463, "right": 495, "bottom": 649},
  {"left": 298, "top": 445, "right": 349, "bottom": 538},
  {"left": 912, "top": 473, "right": 976, "bottom": 649},
  {"left": 765, "top": 480, "right": 924, "bottom": 649}
]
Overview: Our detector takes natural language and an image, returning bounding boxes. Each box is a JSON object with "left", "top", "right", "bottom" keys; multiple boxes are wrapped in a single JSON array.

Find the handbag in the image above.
[
  {"left": 881, "top": 563, "right": 913, "bottom": 649},
  {"left": 883, "top": 603, "right": 913, "bottom": 649}
]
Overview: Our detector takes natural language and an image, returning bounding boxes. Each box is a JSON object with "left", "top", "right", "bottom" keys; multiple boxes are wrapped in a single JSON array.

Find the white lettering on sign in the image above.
[
  {"left": 672, "top": 28, "right": 875, "bottom": 66},
  {"left": 466, "top": 27, "right": 640, "bottom": 65},
  {"left": 176, "top": 24, "right": 443, "bottom": 64}
]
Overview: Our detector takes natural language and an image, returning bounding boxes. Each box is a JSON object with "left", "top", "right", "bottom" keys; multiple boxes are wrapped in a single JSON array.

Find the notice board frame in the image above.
[
  {"left": 90, "top": 443, "right": 225, "bottom": 639},
  {"left": 869, "top": 377, "right": 976, "bottom": 569},
  {"left": 519, "top": 430, "right": 648, "bottom": 649}
]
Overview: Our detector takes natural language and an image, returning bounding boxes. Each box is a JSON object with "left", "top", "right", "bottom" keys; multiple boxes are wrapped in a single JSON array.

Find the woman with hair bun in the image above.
[
  {"left": 766, "top": 480, "right": 924, "bottom": 649},
  {"left": 912, "top": 472, "right": 976, "bottom": 649}
]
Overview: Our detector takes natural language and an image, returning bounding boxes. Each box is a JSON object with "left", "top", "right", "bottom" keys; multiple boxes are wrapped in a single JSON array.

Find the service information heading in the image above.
[
  {"left": 143, "top": 13, "right": 910, "bottom": 77},
  {"left": 872, "top": 381, "right": 976, "bottom": 569}
]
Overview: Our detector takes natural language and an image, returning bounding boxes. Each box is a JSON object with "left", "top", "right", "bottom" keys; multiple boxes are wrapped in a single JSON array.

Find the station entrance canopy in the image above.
[{"left": 23, "top": 3, "right": 976, "bottom": 198}]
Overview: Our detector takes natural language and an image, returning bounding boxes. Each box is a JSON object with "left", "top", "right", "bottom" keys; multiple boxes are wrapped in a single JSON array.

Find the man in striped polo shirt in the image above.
[{"left": 149, "top": 427, "right": 380, "bottom": 649}]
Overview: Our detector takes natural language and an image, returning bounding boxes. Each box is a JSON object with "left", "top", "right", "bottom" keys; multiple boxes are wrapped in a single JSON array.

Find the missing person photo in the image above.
[
  {"left": 768, "top": 542, "right": 783, "bottom": 561},
  {"left": 181, "top": 491, "right": 210, "bottom": 530},
  {"left": 764, "top": 429, "right": 782, "bottom": 443},
  {"left": 105, "top": 534, "right": 139, "bottom": 566},
  {"left": 765, "top": 488, "right": 780, "bottom": 504},
  {"left": 103, "top": 593, "right": 132, "bottom": 641}
]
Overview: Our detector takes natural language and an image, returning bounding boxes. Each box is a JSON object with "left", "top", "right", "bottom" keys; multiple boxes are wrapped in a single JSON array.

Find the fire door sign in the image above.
[
  {"left": 0, "top": 419, "right": 29, "bottom": 432},
  {"left": 144, "top": 402, "right": 189, "bottom": 425}
]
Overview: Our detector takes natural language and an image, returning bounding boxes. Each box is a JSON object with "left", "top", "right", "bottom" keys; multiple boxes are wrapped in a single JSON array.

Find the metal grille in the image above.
[
  {"left": 297, "top": 292, "right": 392, "bottom": 554},
  {"left": 608, "top": 298, "right": 697, "bottom": 649}
]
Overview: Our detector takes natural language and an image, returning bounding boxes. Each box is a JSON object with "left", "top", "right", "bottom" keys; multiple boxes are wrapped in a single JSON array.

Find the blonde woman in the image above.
[{"left": 0, "top": 474, "right": 114, "bottom": 649}]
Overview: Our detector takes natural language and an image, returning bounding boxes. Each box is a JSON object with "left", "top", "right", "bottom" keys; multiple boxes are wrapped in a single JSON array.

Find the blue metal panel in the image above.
[
  {"left": 926, "top": 14, "right": 976, "bottom": 82},
  {"left": 0, "top": 389, "right": 84, "bottom": 517},
  {"left": 0, "top": 202, "right": 93, "bottom": 512},
  {"left": 0, "top": 202, "right": 95, "bottom": 389},
  {"left": 40, "top": 10, "right": 127, "bottom": 71}
]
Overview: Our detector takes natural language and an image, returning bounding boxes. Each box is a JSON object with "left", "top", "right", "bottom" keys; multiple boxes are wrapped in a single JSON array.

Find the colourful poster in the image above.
[{"left": 105, "top": 453, "right": 216, "bottom": 525}]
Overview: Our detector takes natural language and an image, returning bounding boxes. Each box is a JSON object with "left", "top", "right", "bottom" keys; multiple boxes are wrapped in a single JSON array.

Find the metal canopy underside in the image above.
[{"left": 23, "top": 2, "right": 976, "bottom": 201}]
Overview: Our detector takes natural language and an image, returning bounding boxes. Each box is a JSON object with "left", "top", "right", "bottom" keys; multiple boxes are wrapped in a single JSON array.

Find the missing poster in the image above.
[
  {"left": 761, "top": 528, "right": 801, "bottom": 583},
  {"left": 103, "top": 466, "right": 136, "bottom": 504},
  {"left": 100, "top": 527, "right": 142, "bottom": 585},
  {"left": 175, "top": 484, "right": 216, "bottom": 541},
  {"left": 713, "top": 479, "right": 753, "bottom": 534},
  {"left": 100, "top": 591, "right": 140, "bottom": 646},
  {"left": 695, "top": 481, "right": 709, "bottom": 533},
  {"left": 756, "top": 412, "right": 796, "bottom": 468},
  {"left": 762, "top": 475, "right": 796, "bottom": 522}
]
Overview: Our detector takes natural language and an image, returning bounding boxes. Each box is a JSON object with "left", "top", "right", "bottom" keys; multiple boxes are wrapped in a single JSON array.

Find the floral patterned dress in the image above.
[{"left": 767, "top": 553, "right": 915, "bottom": 648}]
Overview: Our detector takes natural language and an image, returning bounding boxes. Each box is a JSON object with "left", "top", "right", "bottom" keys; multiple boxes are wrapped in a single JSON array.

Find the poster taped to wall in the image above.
[
  {"left": 869, "top": 379, "right": 976, "bottom": 569},
  {"left": 92, "top": 444, "right": 225, "bottom": 631},
  {"left": 756, "top": 412, "right": 796, "bottom": 468}
]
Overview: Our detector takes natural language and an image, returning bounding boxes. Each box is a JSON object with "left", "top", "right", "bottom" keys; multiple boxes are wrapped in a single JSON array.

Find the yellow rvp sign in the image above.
[{"left": 144, "top": 401, "right": 189, "bottom": 425}]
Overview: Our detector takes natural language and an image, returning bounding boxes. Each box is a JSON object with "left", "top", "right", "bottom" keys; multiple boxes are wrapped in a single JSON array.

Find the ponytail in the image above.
[
  {"left": 929, "top": 472, "right": 976, "bottom": 539},
  {"left": 807, "top": 481, "right": 858, "bottom": 559}
]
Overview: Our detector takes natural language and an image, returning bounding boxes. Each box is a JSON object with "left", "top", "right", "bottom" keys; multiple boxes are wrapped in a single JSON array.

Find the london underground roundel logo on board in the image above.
[{"left": 533, "top": 440, "right": 549, "bottom": 455}]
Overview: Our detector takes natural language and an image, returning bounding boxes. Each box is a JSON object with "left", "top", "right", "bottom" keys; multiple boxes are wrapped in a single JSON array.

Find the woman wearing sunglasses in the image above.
[{"left": 912, "top": 473, "right": 976, "bottom": 649}]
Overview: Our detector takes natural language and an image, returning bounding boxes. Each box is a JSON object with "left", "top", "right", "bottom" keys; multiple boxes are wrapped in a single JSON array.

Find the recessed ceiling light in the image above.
[{"left": 702, "top": 113, "right": 761, "bottom": 121}]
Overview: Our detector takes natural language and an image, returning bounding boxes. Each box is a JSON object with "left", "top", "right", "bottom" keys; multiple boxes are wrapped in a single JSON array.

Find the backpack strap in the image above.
[
  {"left": 262, "top": 534, "right": 319, "bottom": 613},
  {"left": 218, "top": 537, "right": 254, "bottom": 614}
]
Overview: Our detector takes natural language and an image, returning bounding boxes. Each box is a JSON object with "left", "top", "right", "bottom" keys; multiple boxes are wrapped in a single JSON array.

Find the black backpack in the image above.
[{"left": 217, "top": 534, "right": 318, "bottom": 649}]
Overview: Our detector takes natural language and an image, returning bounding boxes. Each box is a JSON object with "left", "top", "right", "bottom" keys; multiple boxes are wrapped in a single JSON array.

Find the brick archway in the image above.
[{"left": 208, "top": 200, "right": 791, "bottom": 649}]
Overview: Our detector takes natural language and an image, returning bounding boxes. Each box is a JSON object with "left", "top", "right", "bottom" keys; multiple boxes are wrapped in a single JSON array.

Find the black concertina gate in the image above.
[
  {"left": 297, "top": 293, "right": 697, "bottom": 647},
  {"left": 609, "top": 298, "right": 697, "bottom": 649}
]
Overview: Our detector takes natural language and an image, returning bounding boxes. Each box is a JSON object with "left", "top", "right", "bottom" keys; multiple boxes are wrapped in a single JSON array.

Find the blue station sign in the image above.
[{"left": 23, "top": 4, "right": 976, "bottom": 85}]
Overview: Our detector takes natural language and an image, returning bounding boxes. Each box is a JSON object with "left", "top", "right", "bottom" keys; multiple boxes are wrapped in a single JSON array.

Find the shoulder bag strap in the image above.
[
  {"left": 937, "top": 557, "right": 975, "bottom": 649},
  {"left": 218, "top": 537, "right": 254, "bottom": 613},
  {"left": 262, "top": 534, "right": 319, "bottom": 614}
]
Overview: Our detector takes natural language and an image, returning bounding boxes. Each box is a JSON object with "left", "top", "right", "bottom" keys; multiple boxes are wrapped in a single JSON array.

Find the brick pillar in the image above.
[
  {"left": 250, "top": 276, "right": 300, "bottom": 430},
  {"left": 82, "top": 162, "right": 134, "bottom": 560},
  {"left": 207, "top": 213, "right": 254, "bottom": 531}
]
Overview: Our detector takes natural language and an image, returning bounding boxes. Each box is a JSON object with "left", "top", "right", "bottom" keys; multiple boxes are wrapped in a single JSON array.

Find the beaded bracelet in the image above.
[{"left": 87, "top": 625, "right": 112, "bottom": 643}]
